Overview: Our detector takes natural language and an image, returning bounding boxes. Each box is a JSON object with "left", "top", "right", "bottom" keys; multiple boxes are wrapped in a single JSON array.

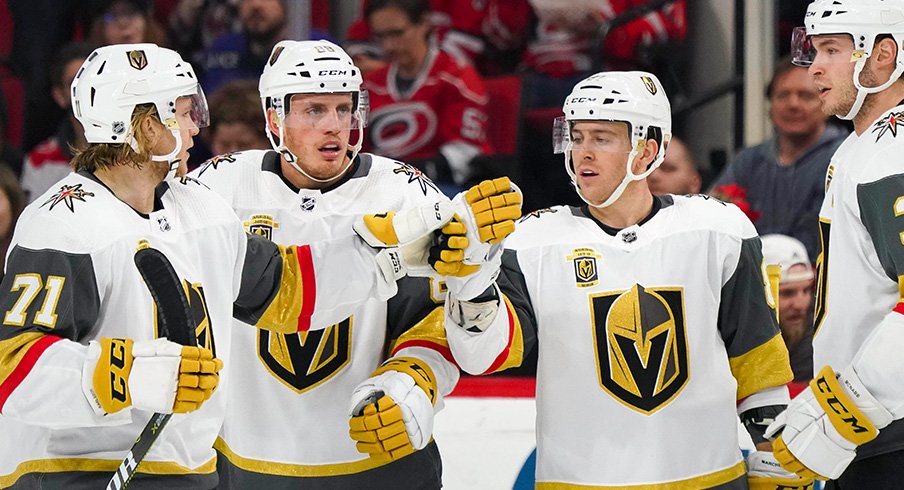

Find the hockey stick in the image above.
[{"left": 106, "top": 247, "right": 197, "bottom": 490}]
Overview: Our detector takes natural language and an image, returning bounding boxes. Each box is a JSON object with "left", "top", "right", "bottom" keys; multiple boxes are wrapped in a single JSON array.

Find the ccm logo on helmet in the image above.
[
  {"left": 319, "top": 70, "right": 348, "bottom": 76},
  {"left": 569, "top": 97, "right": 597, "bottom": 103}
]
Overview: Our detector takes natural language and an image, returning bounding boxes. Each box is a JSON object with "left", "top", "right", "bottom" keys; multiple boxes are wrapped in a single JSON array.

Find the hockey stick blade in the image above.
[{"left": 107, "top": 248, "right": 198, "bottom": 490}]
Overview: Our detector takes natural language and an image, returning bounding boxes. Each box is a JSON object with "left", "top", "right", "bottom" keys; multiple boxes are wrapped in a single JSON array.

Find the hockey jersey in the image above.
[
  {"left": 0, "top": 171, "right": 396, "bottom": 489},
  {"left": 190, "top": 150, "right": 459, "bottom": 488},
  {"left": 364, "top": 47, "right": 491, "bottom": 184},
  {"left": 813, "top": 103, "right": 904, "bottom": 459},
  {"left": 482, "top": 195, "right": 791, "bottom": 488}
]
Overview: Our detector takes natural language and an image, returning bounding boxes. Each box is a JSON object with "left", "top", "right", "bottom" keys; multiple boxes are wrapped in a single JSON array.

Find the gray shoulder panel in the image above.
[
  {"left": 717, "top": 237, "right": 781, "bottom": 357},
  {"left": 0, "top": 245, "right": 100, "bottom": 341},
  {"left": 857, "top": 175, "right": 904, "bottom": 283}
]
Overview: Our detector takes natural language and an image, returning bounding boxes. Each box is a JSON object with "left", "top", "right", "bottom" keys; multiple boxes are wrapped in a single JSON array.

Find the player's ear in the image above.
[
  {"left": 266, "top": 108, "right": 281, "bottom": 136},
  {"left": 634, "top": 138, "right": 659, "bottom": 173}
]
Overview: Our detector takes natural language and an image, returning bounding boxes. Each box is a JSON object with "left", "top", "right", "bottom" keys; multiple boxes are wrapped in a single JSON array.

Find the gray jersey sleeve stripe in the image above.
[
  {"left": 857, "top": 175, "right": 904, "bottom": 284},
  {"left": 717, "top": 237, "right": 781, "bottom": 358},
  {"left": 0, "top": 246, "right": 99, "bottom": 341}
]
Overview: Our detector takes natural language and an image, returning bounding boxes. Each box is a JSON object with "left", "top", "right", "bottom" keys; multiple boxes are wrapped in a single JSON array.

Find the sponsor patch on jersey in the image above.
[
  {"left": 566, "top": 248, "right": 601, "bottom": 288},
  {"left": 871, "top": 110, "right": 904, "bottom": 141},
  {"left": 519, "top": 207, "right": 556, "bottom": 222},
  {"left": 41, "top": 183, "right": 95, "bottom": 212},
  {"left": 197, "top": 153, "right": 238, "bottom": 177},
  {"left": 392, "top": 161, "right": 439, "bottom": 195},
  {"left": 258, "top": 318, "right": 353, "bottom": 394},
  {"left": 244, "top": 214, "right": 279, "bottom": 240},
  {"left": 590, "top": 284, "right": 689, "bottom": 414}
]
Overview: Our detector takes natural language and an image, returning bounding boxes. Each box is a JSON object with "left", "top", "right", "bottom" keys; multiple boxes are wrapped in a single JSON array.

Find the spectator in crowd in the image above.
[
  {"left": 761, "top": 233, "right": 814, "bottom": 382},
  {"left": 710, "top": 57, "right": 847, "bottom": 260},
  {"left": 647, "top": 136, "right": 702, "bottom": 195},
  {"left": 168, "top": 0, "right": 241, "bottom": 67},
  {"left": 0, "top": 101, "right": 23, "bottom": 177},
  {"left": 200, "top": 0, "right": 288, "bottom": 93},
  {"left": 89, "top": 0, "right": 168, "bottom": 46},
  {"left": 0, "top": 165, "right": 25, "bottom": 277},
  {"left": 363, "top": 0, "right": 492, "bottom": 195},
  {"left": 8, "top": 0, "right": 101, "bottom": 151},
  {"left": 345, "top": 0, "right": 532, "bottom": 77},
  {"left": 204, "top": 79, "right": 269, "bottom": 158},
  {"left": 20, "top": 42, "right": 93, "bottom": 203},
  {"left": 522, "top": 0, "right": 687, "bottom": 108}
]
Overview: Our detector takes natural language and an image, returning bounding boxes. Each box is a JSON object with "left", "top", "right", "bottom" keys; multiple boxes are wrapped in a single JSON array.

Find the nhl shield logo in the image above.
[
  {"left": 300, "top": 196, "right": 316, "bottom": 211},
  {"left": 244, "top": 214, "right": 279, "bottom": 240},
  {"left": 641, "top": 76, "right": 658, "bottom": 95},
  {"left": 591, "top": 284, "right": 689, "bottom": 414},
  {"left": 566, "top": 248, "right": 600, "bottom": 288},
  {"left": 128, "top": 50, "right": 148, "bottom": 70}
]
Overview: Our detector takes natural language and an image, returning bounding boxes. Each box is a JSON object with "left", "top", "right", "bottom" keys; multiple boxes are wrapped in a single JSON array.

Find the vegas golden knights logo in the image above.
[
  {"left": 591, "top": 284, "right": 688, "bottom": 414},
  {"left": 641, "top": 76, "right": 658, "bottom": 95},
  {"left": 244, "top": 214, "right": 279, "bottom": 240},
  {"left": 269, "top": 46, "right": 285, "bottom": 66},
  {"left": 154, "top": 280, "right": 215, "bottom": 355},
  {"left": 567, "top": 248, "right": 600, "bottom": 288},
  {"left": 128, "top": 50, "right": 148, "bottom": 70},
  {"left": 259, "top": 318, "right": 352, "bottom": 393}
]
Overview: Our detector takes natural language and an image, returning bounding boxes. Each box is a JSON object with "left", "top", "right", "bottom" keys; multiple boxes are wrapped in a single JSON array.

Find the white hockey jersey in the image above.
[
  {"left": 492, "top": 195, "right": 791, "bottom": 488},
  {"left": 190, "top": 150, "right": 459, "bottom": 487},
  {"left": 0, "top": 171, "right": 397, "bottom": 489},
  {"left": 813, "top": 103, "right": 904, "bottom": 459}
]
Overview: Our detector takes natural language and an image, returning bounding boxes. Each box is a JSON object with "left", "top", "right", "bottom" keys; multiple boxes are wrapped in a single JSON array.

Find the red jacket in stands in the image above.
[{"left": 363, "top": 47, "right": 491, "bottom": 185}]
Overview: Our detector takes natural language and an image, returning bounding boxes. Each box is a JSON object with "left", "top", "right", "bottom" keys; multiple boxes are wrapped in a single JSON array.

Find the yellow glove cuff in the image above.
[
  {"left": 93, "top": 338, "right": 134, "bottom": 414},
  {"left": 373, "top": 357, "right": 438, "bottom": 406}
]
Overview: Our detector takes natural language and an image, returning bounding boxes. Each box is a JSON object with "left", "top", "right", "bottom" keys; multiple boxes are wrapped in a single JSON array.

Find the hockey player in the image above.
[
  {"left": 191, "top": 39, "right": 519, "bottom": 489},
  {"left": 763, "top": 1, "right": 904, "bottom": 486},
  {"left": 435, "top": 71, "right": 811, "bottom": 489},
  {"left": 0, "top": 43, "right": 451, "bottom": 489}
]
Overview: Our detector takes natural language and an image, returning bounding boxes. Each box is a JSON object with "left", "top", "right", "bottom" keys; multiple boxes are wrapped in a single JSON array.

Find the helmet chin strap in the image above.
[
  {"left": 841, "top": 54, "right": 904, "bottom": 120},
  {"left": 129, "top": 128, "right": 184, "bottom": 181},
  {"left": 565, "top": 141, "right": 662, "bottom": 209},
  {"left": 266, "top": 121, "right": 364, "bottom": 185}
]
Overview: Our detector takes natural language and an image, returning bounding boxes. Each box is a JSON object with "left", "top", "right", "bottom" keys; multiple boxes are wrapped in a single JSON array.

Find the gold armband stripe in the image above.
[{"left": 0, "top": 333, "right": 63, "bottom": 413}]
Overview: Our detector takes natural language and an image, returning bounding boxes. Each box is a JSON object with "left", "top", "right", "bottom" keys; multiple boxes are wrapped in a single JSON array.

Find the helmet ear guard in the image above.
[{"left": 556, "top": 71, "right": 672, "bottom": 208}]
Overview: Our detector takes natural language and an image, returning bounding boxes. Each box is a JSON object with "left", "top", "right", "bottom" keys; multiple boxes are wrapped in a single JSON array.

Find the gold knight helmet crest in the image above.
[
  {"left": 128, "top": 50, "right": 148, "bottom": 70},
  {"left": 641, "top": 75, "right": 657, "bottom": 95}
]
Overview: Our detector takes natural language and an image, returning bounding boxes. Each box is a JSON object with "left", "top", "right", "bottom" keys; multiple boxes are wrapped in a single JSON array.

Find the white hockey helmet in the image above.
[
  {"left": 553, "top": 71, "right": 672, "bottom": 208},
  {"left": 71, "top": 44, "right": 208, "bottom": 178},
  {"left": 259, "top": 39, "right": 368, "bottom": 183},
  {"left": 791, "top": 0, "right": 904, "bottom": 120}
]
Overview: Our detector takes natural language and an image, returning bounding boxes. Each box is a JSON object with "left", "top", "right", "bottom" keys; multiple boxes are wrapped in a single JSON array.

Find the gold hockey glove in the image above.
[{"left": 348, "top": 357, "right": 438, "bottom": 463}]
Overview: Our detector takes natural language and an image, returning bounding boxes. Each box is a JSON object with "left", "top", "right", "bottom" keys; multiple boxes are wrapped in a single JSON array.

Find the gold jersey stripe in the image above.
[
  {"left": 483, "top": 294, "right": 525, "bottom": 373},
  {"left": 536, "top": 460, "right": 745, "bottom": 489},
  {"left": 0, "top": 455, "right": 215, "bottom": 487},
  {"left": 729, "top": 333, "right": 793, "bottom": 400},
  {"left": 214, "top": 437, "right": 391, "bottom": 477},
  {"left": 387, "top": 307, "right": 450, "bottom": 356},
  {"left": 257, "top": 244, "right": 306, "bottom": 334}
]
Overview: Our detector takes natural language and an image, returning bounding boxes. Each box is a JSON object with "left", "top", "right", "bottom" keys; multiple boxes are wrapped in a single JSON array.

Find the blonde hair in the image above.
[{"left": 70, "top": 103, "right": 161, "bottom": 172}]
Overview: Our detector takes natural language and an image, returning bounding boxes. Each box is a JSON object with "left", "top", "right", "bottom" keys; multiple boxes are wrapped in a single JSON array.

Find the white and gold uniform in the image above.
[
  {"left": 0, "top": 171, "right": 395, "bottom": 489},
  {"left": 457, "top": 194, "right": 792, "bottom": 488},
  {"left": 191, "top": 150, "right": 459, "bottom": 489},
  {"left": 812, "top": 104, "right": 904, "bottom": 461}
]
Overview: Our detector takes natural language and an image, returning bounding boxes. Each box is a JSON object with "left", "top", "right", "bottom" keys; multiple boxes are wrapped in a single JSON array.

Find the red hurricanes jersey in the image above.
[{"left": 363, "top": 47, "right": 492, "bottom": 161}]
